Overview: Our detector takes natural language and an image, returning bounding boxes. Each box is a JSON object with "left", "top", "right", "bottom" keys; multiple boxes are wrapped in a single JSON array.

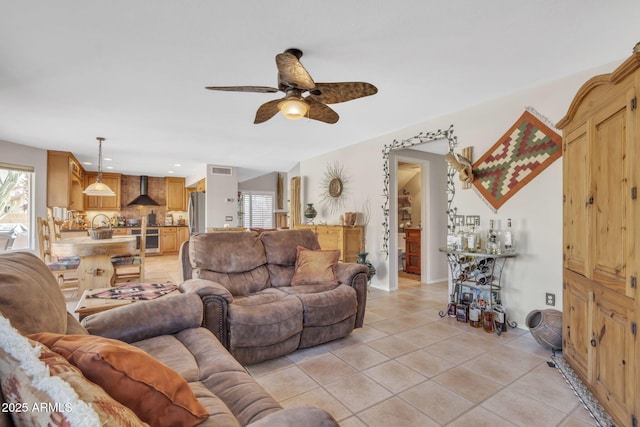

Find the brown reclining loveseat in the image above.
[{"left": 179, "top": 229, "right": 369, "bottom": 365}]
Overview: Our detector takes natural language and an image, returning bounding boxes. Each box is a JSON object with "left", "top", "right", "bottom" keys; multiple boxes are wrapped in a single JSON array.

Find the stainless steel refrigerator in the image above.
[{"left": 188, "top": 192, "right": 206, "bottom": 234}]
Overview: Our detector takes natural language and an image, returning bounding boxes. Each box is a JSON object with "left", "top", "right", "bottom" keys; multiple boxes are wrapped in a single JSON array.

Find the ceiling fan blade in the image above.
[
  {"left": 205, "top": 86, "right": 279, "bottom": 93},
  {"left": 306, "top": 98, "right": 339, "bottom": 124},
  {"left": 276, "top": 52, "right": 316, "bottom": 90},
  {"left": 254, "top": 99, "right": 282, "bottom": 124},
  {"left": 307, "top": 82, "right": 378, "bottom": 104}
]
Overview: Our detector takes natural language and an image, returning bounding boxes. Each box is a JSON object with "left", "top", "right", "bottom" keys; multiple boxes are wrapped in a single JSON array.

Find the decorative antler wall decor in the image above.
[{"left": 445, "top": 150, "right": 474, "bottom": 188}]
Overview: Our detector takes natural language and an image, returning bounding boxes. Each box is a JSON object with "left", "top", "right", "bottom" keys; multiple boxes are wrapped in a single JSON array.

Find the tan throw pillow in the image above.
[
  {"left": 29, "top": 333, "right": 209, "bottom": 427},
  {"left": 291, "top": 246, "right": 340, "bottom": 286}
]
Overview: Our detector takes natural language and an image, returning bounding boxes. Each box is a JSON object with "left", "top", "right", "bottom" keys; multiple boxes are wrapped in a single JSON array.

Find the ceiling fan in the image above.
[{"left": 205, "top": 48, "right": 377, "bottom": 124}]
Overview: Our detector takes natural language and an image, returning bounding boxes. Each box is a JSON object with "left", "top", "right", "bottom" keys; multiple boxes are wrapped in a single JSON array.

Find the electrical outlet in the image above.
[{"left": 545, "top": 293, "right": 556, "bottom": 306}]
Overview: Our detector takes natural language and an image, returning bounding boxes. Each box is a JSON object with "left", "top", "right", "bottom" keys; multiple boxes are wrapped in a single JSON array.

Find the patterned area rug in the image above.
[
  {"left": 88, "top": 282, "right": 177, "bottom": 300},
  {"left": 473, "top": 110, "right": 562, "bottom": 210},
  {"left": 550, "top": 353, "right": 615, "bottom": 427}
]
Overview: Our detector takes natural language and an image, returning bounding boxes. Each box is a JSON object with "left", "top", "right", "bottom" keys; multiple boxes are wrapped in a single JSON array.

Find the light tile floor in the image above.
[{"left": 67, "top": 256, "right": 597, "bottom": 426}]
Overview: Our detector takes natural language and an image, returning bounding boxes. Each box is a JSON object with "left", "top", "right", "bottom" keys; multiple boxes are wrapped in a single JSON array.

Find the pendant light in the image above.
[{"left": 83, "top": 137, "right": 116, "bottom": 196}]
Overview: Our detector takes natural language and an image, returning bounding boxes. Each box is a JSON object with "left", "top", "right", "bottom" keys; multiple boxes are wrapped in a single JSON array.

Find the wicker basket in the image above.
[{"left": 89, "top": 214, "right": 114, "bottom": 240}]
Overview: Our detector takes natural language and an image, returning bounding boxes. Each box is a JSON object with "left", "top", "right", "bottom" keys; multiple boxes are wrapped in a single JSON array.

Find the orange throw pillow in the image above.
[
  {"left": 291, "top": 246, "right": 340, "bottom": 286},
  {"left": 29, "top": 333, "right": 209, "bottom": 427}
]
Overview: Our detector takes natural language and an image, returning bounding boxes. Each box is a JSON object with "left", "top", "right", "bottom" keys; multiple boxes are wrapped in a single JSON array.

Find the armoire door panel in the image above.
[
  {"left": 563, "top": 125, "right": 589, "bottom": 276},
  {"left": 563, "top": 271, "right": 592, "bottom": 381},
  {"left": 591, "top": 104, "right": 628, "bottom": 293},
  {"left": 592, "top": 293, "right": 635, "bottom": 424}
]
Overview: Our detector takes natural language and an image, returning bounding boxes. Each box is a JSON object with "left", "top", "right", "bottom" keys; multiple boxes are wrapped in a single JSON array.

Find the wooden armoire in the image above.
[{"left": 557, "top": 43, "right": 639, "bottom": 427}]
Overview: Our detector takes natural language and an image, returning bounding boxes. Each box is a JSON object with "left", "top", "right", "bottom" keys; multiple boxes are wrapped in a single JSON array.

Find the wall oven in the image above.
[{"left": 130, "top": 228, "right": 160, "bottom": 254}]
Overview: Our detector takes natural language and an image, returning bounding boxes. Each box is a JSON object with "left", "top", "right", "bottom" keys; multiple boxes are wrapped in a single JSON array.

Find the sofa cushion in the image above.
[
  {"left": 132, "top": 328, "right": 283, "bottom": 426},
  {"left": 261, "top": 229, "right": 321, "bottom": 287},
  {"left": 229, "top": 289, "right": 303, "bottom": 348},
  {"left": 291, "top": 246, "right": 340, "bottom": 287},
  {"left": 260, "top": 229, "right": 321, "bottom": 265},
  {"left": 29, "top": 333, "right": 209, "bottom": 427},
  {"left": 0, "top": 252, "right": 69, "bottom": 335},
  {"left": 189, "top": 232, "right": 272, "bottom": 295},
  {"left": 280, "top": 284, "right": 358, "bottom": 326},
  {"left": 190, "top": 231, "right": 266, "bottom": 273},
  {"left": 196, "top": 266, "right": 271, "bottom": 296},
  {"left": 189, "top": 381, "right": 241, "bottom": 427}
]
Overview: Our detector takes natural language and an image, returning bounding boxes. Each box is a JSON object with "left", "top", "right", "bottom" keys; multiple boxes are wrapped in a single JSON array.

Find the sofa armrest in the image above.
[
  {"left": 179, "top": 278, "right": 233, "bottom": 347},
  {"left": 65, "top": 312, "right": 88, "bottom": 335},
  {"left": 247, "top": 406, "right": 338, "bottom": 427},
  {"left": 336, "top": 263, "right": 369, "bottom": 328},
  {"left": 81, "top": 293, "right": 203, "bottom": 343},
  {"left": 178, "top": 239, "right": 192, "bottom": 282},
  {"left": 179, "top": 278, "right": 234, "bottom": 303}
]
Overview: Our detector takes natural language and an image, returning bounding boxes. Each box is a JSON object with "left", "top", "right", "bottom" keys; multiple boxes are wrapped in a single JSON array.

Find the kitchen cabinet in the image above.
[
  {"left": 47, "top": 151, "right": 85, "bottom": 210},
  {"left": 84, "top": 172, "right": 121, "bottom": 210},
  {"left": 196, "top": 178, "right": 206, "bottom": 192},
  {"left": 557, "top": 44, "right": 639, "bottom": 427},
  {"left": 404, "top": 228, "right": 421, "bottom": 274},
  {"left": 294, "top": 225, "right": 364, "bottom": 263},
  {"left": 275, "top": 212, "right": 288, "bottom": 229},
  {"left": 112, "top": 228, "right": 128, "bottom": 236},
  {"left": 177, "top": 227, "right": 189, "bottom": 251},
  {"left": 161, "top": 227, "right": 178, "bottom": 254},
  {"left": 166, "top": 177, "right": 187, "bottom": 211}
]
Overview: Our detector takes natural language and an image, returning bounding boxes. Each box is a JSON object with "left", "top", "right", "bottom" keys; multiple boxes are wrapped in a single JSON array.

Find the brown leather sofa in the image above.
[
  {"left": 179, "top": 229, "right": 369, "bottom": 365},
  {"left": 0, "top": 251, "right": 338, "bottom": 427}
]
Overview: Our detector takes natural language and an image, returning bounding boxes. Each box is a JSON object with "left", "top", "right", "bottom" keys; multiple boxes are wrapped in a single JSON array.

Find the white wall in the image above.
[
  {"left": 296, "top": 60, "right": 619, "bottom": 329},
  {"left": 0, "top": 139, "right": 48, "bottom": 252},
  {"left": 205, "top": 165, "right": 238, "bottom": 228}
]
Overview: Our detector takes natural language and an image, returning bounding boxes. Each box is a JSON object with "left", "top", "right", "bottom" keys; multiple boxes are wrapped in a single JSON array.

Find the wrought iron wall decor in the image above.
[
  {"left": 381, "top": 125, "right": 458, "bottom": 257},
  {"left": 319, "top": 161, "right": 349, "bottom": 214}
]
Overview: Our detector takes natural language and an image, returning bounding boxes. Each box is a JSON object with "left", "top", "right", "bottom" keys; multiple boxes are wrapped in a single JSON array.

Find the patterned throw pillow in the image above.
[
  {"left": 0, "top": 316, "right": 146, "bottom": 426},
  {"left": 29, "top": 333, "right": 209, "bottom": 427}
]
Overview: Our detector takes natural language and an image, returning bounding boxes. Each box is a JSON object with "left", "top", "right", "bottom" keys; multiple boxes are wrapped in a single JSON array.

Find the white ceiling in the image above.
[{"left": 1, "top": 1, "right": 639, "bottom": 181}]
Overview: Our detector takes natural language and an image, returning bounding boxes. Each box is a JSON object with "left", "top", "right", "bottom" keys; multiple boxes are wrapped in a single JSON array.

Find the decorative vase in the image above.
[
  {"left": 526, "top": 309, "right": 563, "bottom": 351},
  {"left": 344, "top": 212, "right": 357, "bottom": 226},
  {"left": 304, "top": 203, "right": 317, "bottom": 223},
  {"left": 356, "top": 252, "right": 376, "bottom": 283}
]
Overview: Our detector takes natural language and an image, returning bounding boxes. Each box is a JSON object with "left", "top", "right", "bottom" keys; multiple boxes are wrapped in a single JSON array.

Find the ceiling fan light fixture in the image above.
[
  {"left": 83, "top": 137, "right": 116, "bottom": 197},
  {"left": 278, "top": 97, "right": 309, "bottom": 120}
]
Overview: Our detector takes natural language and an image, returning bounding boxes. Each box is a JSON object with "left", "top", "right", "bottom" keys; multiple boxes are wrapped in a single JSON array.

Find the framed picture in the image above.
[
  {"left": 454, "top": 215, "right": 465, "bottom": 227},
  {"left": 466, "top": 215, "right": 480, "bottom": 226}
]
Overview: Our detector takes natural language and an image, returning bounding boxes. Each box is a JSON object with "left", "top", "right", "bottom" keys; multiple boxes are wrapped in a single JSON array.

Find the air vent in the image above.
[{"left": 210, "top": 166, "right": 232, "bottom": 176}]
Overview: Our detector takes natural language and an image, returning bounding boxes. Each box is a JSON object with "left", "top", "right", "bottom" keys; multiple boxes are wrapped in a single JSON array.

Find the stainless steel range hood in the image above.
[{"left": 127, "top": 175, "right": 160, "bottom": 206}]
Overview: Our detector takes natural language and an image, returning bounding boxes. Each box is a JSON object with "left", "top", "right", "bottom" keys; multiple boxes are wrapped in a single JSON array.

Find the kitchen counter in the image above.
[
  {"left": 61, "top": 224, "right": 188, "bottom": 232},
  {"left": 112, "top": 225, "right": 188, "bottom": 229}
]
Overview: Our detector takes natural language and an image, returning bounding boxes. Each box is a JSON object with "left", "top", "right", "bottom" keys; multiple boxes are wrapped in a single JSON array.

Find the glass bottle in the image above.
[
  {"left": 454, "top": 226, "right": 464, "bottom": 251},
  {"left": 486, "top": 220, "right": 498, "bottom": 254},
  {"left": 483, "top": 308, "right": 494, "bottom": 333},
  {"left": 503, "top": 218, "right": 514, "bottom": 253},
  {"left": 469, "top": 296, "right": 483, "bottom": 328},
  {"left": 447, "top": 225, "right": 456, "bottom": 249},
  {"left": 467, "top": 225, "right": 477, "bottom": 252},
  {"left": 494, "top": 305, "right": 507, "bottom": 333}
]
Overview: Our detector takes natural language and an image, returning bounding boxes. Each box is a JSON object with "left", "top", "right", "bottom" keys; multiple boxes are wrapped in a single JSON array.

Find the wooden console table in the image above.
[{"left": 294, "top": 224, "right": 364, "bottom": 263}]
